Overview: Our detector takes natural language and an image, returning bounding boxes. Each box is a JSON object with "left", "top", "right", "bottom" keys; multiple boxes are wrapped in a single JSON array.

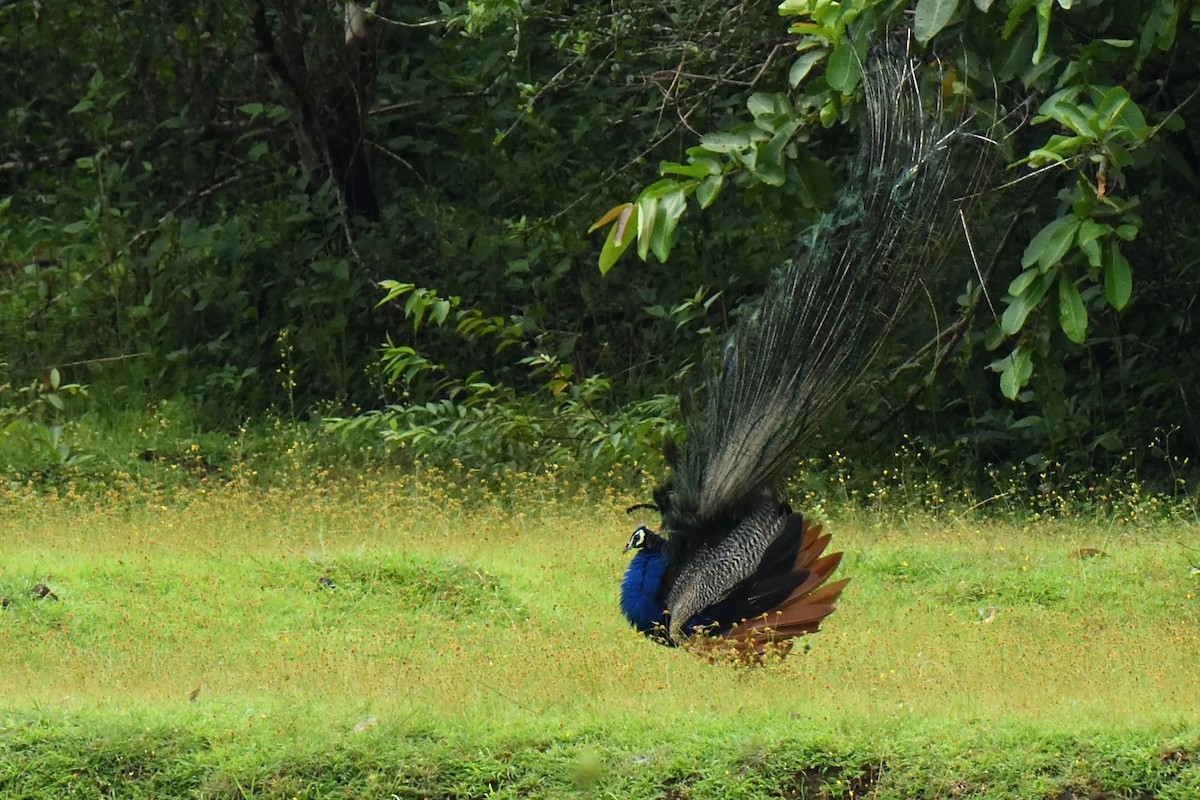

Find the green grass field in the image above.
[{"left": 2, "top": 469, "right": 1199, "bottom": 798}]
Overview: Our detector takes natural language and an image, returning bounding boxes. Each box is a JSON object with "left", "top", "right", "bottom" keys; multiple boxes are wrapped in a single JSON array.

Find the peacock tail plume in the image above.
[{"left": 620, "top": 35, "right": 999, "bottom": 655}]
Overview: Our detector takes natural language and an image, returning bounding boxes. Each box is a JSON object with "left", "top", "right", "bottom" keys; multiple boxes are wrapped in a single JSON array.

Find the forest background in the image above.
[{"left": 3, "top": 0, "right": 1200, "bottom": 512}]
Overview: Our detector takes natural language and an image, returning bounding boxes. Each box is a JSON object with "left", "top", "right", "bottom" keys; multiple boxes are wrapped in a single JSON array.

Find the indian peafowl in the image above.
[{"left": 620, "top": 40, "right": 997, "bottom": 657}]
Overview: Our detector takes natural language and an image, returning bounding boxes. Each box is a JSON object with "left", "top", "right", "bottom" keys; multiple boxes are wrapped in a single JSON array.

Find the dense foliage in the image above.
[{"left": 2, "top": 1, "right": 1200, "bottom": 490}]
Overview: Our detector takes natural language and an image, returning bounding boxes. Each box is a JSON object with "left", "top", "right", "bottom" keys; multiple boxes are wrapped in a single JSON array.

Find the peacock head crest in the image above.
[{"left": 624, "top": 525, "right": 664, "bottom": 553}]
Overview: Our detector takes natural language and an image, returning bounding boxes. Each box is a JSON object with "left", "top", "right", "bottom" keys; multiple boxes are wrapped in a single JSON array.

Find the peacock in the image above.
[{"left": 620, "top": 39, "right": 997, "bottom": 657}]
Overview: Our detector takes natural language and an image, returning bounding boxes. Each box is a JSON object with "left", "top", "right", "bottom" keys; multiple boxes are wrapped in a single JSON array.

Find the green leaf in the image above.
[
  {"left": 1115, "top": 223, "right": 1138, "bottom": 241},
  {"left": 696, "top": 175, "right": 723, "bottom": 209},
  {"left": 755, "top": 119, "right": 801, "bottom": 187},
  {"left": 996, "top": 20, "right": 1037, "bottom": 80},
  {"left": 1002, "top": 270, "right": 1054, "bottom": 336},
  {"left": 1076, "top": 219, "right": 1110, "bottom": 248},
  {"left": 1057, "top": 271, "right": 1087, "bottom": 344},
  {"left": 1078, "top": 237, "right": 1102, "bottom": 267},
  {"left": 1076, "top": 219, "right": 1109, "bottom": 268},
  {"left": 789, "top": 48, "right": 828, "bottom": 87},
  {"left": 1033, "top": 0, "right": 1053, "bottom": 64},
  {"left": 1036, "top": 88, "right": 1097, "bottom": 136},
  {"left": 659, "top": 162, "right": 710, "bottom": 180},
  {"left": 748, "top": 93, "right": 784, "bottom": 119},
  {"left": 598, "top": 205, "right": 637, "bottom": 275},
  {"left": 826, "top": 45, "right": 860, "bottom": 93},
  {"left": 1096, "top": 86, "right": 1133, "bottom": 131},
  {"left": 700, "top": 131, "right": 750, "bottom": 154},
  {"left": 1103, "top": 243, "right": 1132, "bottom": 310},
  {"left": 431, "top": 299, "right": 451, "bottom": 326},
  {"left": 998, "top": 346, "right": 1034, "bottom": 400},
  {"left": 1022, "top": 216, "right": 1080, "bottom": 271},
  {"left": 1007, "top": 268, "right": 1040, "bottom": 298},
  {"left": 639, "top": 178, "right": 683, "bottom": 200},
  {"left": 649, "top": 189, "right": 687, "bottom": 263},
  {"left": 914, "top": 0, "right": 961, "bottom": 41},
  {"left": 1002, "top": 0, "right": 1036, "bottom": 39},
  {"left": 1106, "top": 141, "right": 1132, "bottom": 168}
]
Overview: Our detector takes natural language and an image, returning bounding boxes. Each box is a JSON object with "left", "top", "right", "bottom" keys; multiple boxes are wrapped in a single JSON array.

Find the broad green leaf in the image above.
[
  {"left": 756, "top": 118, "right": 801, "bottom": 187},
  {"left": 696, "top": 174, "right": 723, "bottom": 209},
  {"left": 1021, "top": 52, "right": 1061, "bottom": 87},
  {"left": 1007, "top": 268, "right": 1040, "bottom": 297},
  {"left": 598, "top": 205, "right": 638, "bottom": 275},
  {"left": 1002, "top": 0, "right": 1036, "bottom": 39},
  {"left": 1078, "top": 237, "right": 1102, "bottom": 267},
  {"left": 1076, "top": 219, "right": 1109, "bottom": 267},
  {"left": 999, "top": 346, "right": 1034, "bottom": 400},
  {"left": 996, "top": 21, "right": 1037, "bottom": 80},
  {"left": 1033, "top": 0, "right": 1053, "bottom": 64},
  {"left": 1076, "top": 219, "right": 1110, "bottom": 248},
  {"left": 431, "top": 299, "right": 451, "bottom": 326},
  {"left": 1022, "top": 216, "right": 1080, "bottom": 271},
  {"left": 914, "top": 0, "right": 961, "bottom": 42},
  {"left": 1106, "top": 141, "right": 1132, "bottom": 168},
  {"left": 1103, "top": 243, "right": 1132, "bottom": 310},
  {"left": 789, "top": 48, "right": 828, "bottom": 87},
  {"left": 1057, "top": 271, "right": 1087, "bottom": 344},
  {"left": 639, "top": 178, "right": 683, "bottom": 200},
  {"left": 748, "top": 93, "right": 785, "bottom": 119},
  {"left": 659, "top": 162, "right": 711, "bottom": 179},
  {"left": 1036, "top": 88, "right": 1097, "bottom": 136},
  {"left": 700, "top": 131, "right": 750, "bottom": 154},
  {"left": 826, "top": 45, "right": 860, "bottom": 93},
  {"left": 650, "top": 189, "right": 687, "bottom": 263},
  {"left": 1001, "top": 270, "right": 1053, "bottom": 335},
  {"left": 1096, "top": 86, "right": 1133, "bottom": 131}
]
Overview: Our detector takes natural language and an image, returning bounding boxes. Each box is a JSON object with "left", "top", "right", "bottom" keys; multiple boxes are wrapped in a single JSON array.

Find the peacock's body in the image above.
[{"left": 620, "top": 40, "right": 997, "bottom": 656}]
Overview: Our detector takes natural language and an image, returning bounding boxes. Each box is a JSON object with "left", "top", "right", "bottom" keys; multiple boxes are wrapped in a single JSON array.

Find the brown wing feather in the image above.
[{"left": 689, "top": 519, "right": 849, "bottom": 661}]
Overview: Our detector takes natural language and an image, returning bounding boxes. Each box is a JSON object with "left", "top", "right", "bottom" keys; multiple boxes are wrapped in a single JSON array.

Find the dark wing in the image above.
[{"left": 690, "top": 518, "right": 849, "bottom": 659}]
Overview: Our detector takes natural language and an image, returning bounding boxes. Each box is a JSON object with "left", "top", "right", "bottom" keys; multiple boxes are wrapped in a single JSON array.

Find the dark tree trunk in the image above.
[{"left": 248, "top": 0, "right": 380, "bottom": 221}]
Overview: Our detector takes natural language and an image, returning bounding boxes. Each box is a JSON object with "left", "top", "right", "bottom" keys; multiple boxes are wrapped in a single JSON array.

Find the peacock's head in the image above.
[{"left": 624, "top": 525, "right": 665, "bottom": 553}]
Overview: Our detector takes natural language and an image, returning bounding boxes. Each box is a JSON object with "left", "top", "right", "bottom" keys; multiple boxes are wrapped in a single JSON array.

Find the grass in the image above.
[{"left": 1, "top": 465, "right": 1200, "bottom": 798}]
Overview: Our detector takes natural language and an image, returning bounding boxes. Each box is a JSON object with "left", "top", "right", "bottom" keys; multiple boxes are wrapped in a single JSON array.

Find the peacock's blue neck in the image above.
[{"left": 619, "top": 548, "right": 669, "bottom": 637}]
